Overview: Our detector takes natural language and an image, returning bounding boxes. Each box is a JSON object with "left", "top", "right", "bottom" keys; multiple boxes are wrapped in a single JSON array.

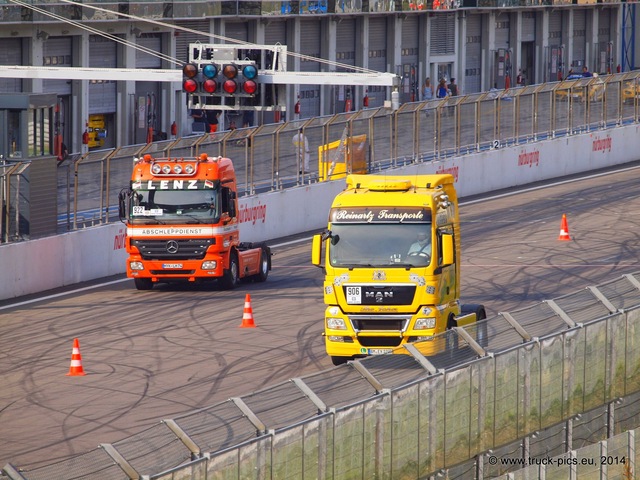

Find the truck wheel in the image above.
[
  {"left": 476, "top": 309, "right": 488, "bottom": 348},
  {"left": 221, "top": 252, "right": 239, "bottom": 290},
  {"left": 255, "top": 247, "right": 270, "bottom": 282},
  {"left": 446, "top": 315, "right": 459, "bottom": 351},
  {"left": 134, "top": 278, "right": 153, "bottom": 290}
]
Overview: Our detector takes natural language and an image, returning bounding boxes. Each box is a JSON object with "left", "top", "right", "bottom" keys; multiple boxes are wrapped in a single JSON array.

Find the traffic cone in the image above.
[
  {"left": 240, "top": 293, "right": 256, "bottom": 328},
  {"left": 558, "top": 214, "right": 571, "bottom": 241},
  {"left": 66, "top": 338, "right": 86, "bottom": 376}
]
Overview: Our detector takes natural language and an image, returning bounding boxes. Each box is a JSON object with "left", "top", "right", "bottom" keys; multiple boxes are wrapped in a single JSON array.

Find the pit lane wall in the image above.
[{"left": 0, "top": 125, "right": 636, "bottom": 301}]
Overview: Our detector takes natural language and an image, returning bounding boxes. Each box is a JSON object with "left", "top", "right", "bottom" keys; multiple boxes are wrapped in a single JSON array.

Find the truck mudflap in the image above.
[{"left": 454, "top": 312, "right": 476, "bottom": 327}]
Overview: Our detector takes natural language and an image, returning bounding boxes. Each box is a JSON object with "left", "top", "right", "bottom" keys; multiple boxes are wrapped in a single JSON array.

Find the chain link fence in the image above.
[
  {"left": 3, "top": 271, "right": 640, "bottom": 479},
  {"left": 10, "top": 70, "right": 628, "bottom": 238}
]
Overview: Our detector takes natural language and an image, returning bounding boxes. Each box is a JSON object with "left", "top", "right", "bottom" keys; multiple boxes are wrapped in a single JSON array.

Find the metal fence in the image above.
[
  {"left": 0, "top": 160, "right": 30, "bottom": 243},
  {"left": 494, "top": 423, "right": 639, "bottom": 479},
  {"left": 28, "top": 68, "right": 639, "bottom": 238},
  {"left": 4, "top": 271, "right": 640, "bottom": 479}
]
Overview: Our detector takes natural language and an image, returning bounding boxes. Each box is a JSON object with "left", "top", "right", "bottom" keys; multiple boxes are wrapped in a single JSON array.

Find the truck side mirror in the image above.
[
  {"left": 311, "top": 234, "right": 323, "bottom": 266},
  {"left": 228, "top": 190, "right": 236, "bottom": 218},
  {"left": 441, "top": 232, "right": 454, "bottom": 266},
  {"left": 118, "top": 189, "right": 129, "bottom": 221}
]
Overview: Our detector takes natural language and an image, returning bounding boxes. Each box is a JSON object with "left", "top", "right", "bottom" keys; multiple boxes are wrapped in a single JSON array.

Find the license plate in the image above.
[
  {"left": 368, "top": 348, "right": 392, "bottom": 355},
  {"left": 162, "top": 263, "right": 183, "bottom": 269},
  {"left": 345, "top": 286, "right": 361, "bottom": 304}
]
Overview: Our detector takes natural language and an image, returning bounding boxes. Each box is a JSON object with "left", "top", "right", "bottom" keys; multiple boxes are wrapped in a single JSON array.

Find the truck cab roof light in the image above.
[{"left": 368, "top": 180, "right": 412, "bottom": 191}]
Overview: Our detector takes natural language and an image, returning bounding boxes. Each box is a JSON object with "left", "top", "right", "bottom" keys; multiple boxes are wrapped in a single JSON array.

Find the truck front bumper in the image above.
[
  {"left": 324, "top": 307, "right": 440, "bottom": 358},
  {"left": 127, "top": 255, "right": 223, "bottom": 281}
]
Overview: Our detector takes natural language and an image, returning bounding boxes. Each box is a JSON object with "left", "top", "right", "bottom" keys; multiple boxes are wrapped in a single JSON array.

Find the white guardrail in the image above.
[{"left": 0, "top": 123, "right": 638, "bottom": 301}]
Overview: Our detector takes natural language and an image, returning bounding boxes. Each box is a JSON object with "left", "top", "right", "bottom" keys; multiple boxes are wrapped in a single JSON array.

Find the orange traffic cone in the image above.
[
  {"left": 66, "top": 338, "right": 86, "bottom": 376},
  {"left": 558, "top": 214, "right": 571, "bottom": 241},
  {"left": 240, "top": 294, "right": 257, "bottom": 328}
]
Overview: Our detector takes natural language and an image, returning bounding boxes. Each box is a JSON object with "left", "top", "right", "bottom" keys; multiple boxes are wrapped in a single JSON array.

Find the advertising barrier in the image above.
[{"left": 1, "top": 124, "right": 639, "bottom": 301}]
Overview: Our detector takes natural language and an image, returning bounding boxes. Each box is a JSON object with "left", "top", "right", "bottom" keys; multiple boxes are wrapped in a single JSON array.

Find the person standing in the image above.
[
  {"left": 292, "top": 128, "right": 310, "bottom": 175},
  {"left": 242, "top": 110, "right": 255, "bottom": 128},
  {"left": 582, "top": 65, "right": 593, "bottom": 77},
  {"left": 205, "top": 109, "right": 219, "bottom": 133},
  {"left": 422, "top": 77, "right": 434, "bottom": 101},
  {"left": 436, "top": 78, "right": 450, "bottom": 98},
  {"left": 448, "top": 78, "right": 459, "bottom": 97},
  {"left": 190, "top": 108, "right": 203, "bottom": 122},
  {"left": 516, "top": 69, "right": 525, "bottom": 86},
  {"left": 190, "top": 108, "right": 206, "bottom": 133},
  {"left": 436, "top": 78, "right": 450, "bottom": 116}
]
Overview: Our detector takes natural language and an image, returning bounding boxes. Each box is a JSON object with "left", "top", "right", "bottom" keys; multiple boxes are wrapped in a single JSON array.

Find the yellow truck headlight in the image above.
[
  {"left": 415, "top": 317, "right": 436, "bottom": 330},
  {"left": 328, "top": 335, "right": 347, "bottom": 342},
  {"left": 326, "top": 317, "right": 347, "bottom": 330}
]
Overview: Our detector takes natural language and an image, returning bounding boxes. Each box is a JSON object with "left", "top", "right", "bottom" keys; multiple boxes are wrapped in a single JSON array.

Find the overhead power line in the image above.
[
  {"left": 11, "top": 0, "right": 385, "bottom": 75},
  {"left": 9, "top": 0, "right": 181, "bottom": 66}
]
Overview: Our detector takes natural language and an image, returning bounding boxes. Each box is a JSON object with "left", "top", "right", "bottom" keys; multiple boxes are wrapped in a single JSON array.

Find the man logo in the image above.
[{"left": 166, "top": 240, "right": 179, "bottom": 254}]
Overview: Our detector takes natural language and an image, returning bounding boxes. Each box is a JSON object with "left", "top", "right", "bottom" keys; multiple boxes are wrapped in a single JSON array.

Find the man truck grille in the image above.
[
  {"left": 351, "top": 316, "right": 409, "bottom": 331},
  {"left": 132, "top": 239, "right": 213, "bottom": 260},
  {"left": 349, "top": 315, "right": 411, "bottom": 348}
]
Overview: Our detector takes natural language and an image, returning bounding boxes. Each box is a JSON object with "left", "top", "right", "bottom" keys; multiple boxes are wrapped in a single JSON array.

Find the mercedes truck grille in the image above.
[{"left": 132, "top": 238, "right": 213, "bottom": 260}]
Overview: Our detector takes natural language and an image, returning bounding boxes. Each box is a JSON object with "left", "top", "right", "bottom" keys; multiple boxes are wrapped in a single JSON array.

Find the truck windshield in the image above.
[
  {"left": 329, "top": 223, "right": 433, "bottom": 267},
  {"left": 129, "top": 189, "right": 220, "bottom": 224}
]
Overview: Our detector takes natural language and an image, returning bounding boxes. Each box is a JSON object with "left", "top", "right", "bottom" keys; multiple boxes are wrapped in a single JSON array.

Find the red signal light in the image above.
[
  {"left": 243, "top": 80, "right": 257, "bottom": 95},
  {"left": 223, "top": 79, "right": 238, "bottom": 94},
  {"left": 183, "top": 78, "right": 198, "bottom": 93},
  {"left": 203, "top": 79, "right": 217, "bottom": 93}
]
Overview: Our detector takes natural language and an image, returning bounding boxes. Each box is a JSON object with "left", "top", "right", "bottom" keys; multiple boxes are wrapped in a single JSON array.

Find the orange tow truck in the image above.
[{"left": 118, "top": 153, "right": 271, "bottom": 290}]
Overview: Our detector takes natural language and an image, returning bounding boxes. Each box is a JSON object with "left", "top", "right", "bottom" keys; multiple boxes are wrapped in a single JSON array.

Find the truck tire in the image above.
[
  {"left": 460, "top": 304, "right": 488, "bottom": 348},
  {"left": 254, "top": 246, "right": 270, "bottom": 282},
  {"left": 221, "top": 252, "right": 239, "bottom": 290},
  {"left": 134, "top": 278, "right": 153, "bottom": 290},
  {"left": 446, "top": 315, "right": 459, "bottom": 351},
  {"left": 476, "top": 309, "right": 488, "bottom": 348}
]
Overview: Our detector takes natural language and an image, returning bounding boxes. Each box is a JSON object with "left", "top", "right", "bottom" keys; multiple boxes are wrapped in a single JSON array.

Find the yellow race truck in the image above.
[{"left": 312, "top": 174, "right": 486, "bottom": 365}]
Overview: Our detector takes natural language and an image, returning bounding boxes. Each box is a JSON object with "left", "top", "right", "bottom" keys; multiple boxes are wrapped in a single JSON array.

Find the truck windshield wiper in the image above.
[{"left": 336, "top": 263, "right": 375, "bottom": 269}]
